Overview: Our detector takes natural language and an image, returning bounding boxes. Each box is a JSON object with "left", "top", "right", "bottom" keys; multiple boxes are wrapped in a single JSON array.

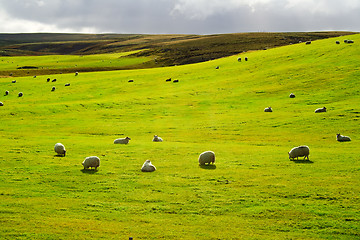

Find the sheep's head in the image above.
[{"left": 126, "top": 137, "right": 131, "bottom": 140}]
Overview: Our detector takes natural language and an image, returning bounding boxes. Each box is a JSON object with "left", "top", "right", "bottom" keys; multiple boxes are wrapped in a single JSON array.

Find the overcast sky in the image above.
[{"left": 0, "top": 0, "right": 359, "bottom": 34}]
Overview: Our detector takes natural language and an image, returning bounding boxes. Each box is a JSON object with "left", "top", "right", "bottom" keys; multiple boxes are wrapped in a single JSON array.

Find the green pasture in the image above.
[{"left": 0, "top": 35, "right": 359, "bottom": 239}]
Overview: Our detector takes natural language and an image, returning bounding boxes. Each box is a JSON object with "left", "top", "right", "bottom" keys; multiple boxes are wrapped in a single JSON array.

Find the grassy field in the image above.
[{"left": 0, "top": 34, "right": 359, "bottom": 239}]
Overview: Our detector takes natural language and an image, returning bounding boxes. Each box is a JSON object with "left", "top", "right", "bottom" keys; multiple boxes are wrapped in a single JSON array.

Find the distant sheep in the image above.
[
  {"left": 128, "top": 79, "right": 134, "bottom": 82},
  {"left": 141, "top": 160, "right": 156, "bottom": 172},
  {"left": 314, "top": 107, "right": 326, "bottom": 113},
  {"left": 18, "top": 92, "right": 23, "bottom": 97},
  {"left": 336, "top": 133, "right": 351, "bottom": 142},
  {"left": 289, "top": 93, "right": 295, "bottom": 98},
  {"left": 0, "top": 102, "right": 3, "bottom": 106},
  {"left": 51, "top": 86, "right": 56, "bottom": 91},
  {"left": 215, "top": 66, "right": 219, "bottom": 69},
  {"left": 336, "top": 41, "right": 340, "bottom": 44},
  {"left": 47, "top": 78, "right": 51, "bottom": 82},
  {"left": 166, "top": 78, "right": 172, "bottom": 82},
  {"left": 347, "top": 40, "right": 354, "bottom": 43},
  {"left": 114, "top": 137, "right": 131, "bottom": 144},
  {"left": 75, "top": 72, "right": 78, "bottom": 76},
  {"left": 238, "top": 57, "right": 241, "bottom": 62},
  {"left": 82, "top": 156, "right": 100, "bottom": 170},
  {"left": 54, "top": 143, "right": 66, "bottom": 156},
  {"left": 245, "top": 57, "right": 248, "bottom": 61},
  {"left": 288, "top": 146, "right": 310, "bottom": 161},
  {"left": 173, "top": 79, "right": 179, "bottom": 83},
  {"left": 5, "top": 91, "right": 9, "bottom": 96},
  {"left": 264, "top": 106, "right": 273, "bottom": 112},
  {"left": 198, "top": 151, "right": 215, "bottom": 165},
  {"left": 306, "top": 41, "right": 311, "bottom": 45},
  {"left": 52, "top": 79, "right": 57, "bottom": 82},
  {"left": 344, "top": 40, "right": 348, "bottom": 43},
  {"left": 152, "top": 135, "right": 163, "bottom": 142},
  {"left": 12, "top": 80, "right": 16, "bottom": 83},
  {"left": 65, "top": 83, "right": 70, "bottom": 86}
]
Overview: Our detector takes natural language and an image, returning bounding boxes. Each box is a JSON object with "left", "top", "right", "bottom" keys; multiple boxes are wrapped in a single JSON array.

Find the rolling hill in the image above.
[{"left": 0, "top": 33, "right": 359, "bottom": 239}]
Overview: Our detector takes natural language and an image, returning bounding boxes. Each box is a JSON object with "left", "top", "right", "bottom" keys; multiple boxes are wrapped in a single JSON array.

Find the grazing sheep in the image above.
[
  {"left": 75, "top": 72, "right": 78, "bottom": 76},
  {"left": 288, "top": 146, "right": 310, "bottom": 161},
  {"left": 141, "top": 160, "right": 156, "bottom": 172},
  {"left": 65, "top": 83, "right": 70, "bottom": 86},
  {"left": 289, "top": 93, "right": 295, "bottom": 98},
  {"left": 336, "top": 133, "right": 351, "bottom": 142},
  {"left": 215, "top": 66, "right": 219, "bottom": 69},
  {"left": 264, "top": 106, "right": 273, "bottom": 112},
  {"left": 198, "top": 151, "right": 215, "bottom": 166},
  {"left": 54, "top": 143, "right": 66, "bottom": 156},
  {"left": 238, "top": 57, "right": 241, "bottom": 62},
  {"left": 114, "top": 137, "right": 131, "bottom": 144},
  {"left": 152, "top": 135, "right": 163, "bottom": 142},
  {"left": 314, "top": 107, "right": 326, "bottom": 113},
  {"left": 173, "top": 79, "right": 179, "bottom": 83},
  {"left": 245, "top": 57, "right": 248, "bottom": 61},
  {"left": 5, "top": 91, "right": 9, "bottom": 96},
  {"left": 47, "top": 78, "right": 50, "bottom": 82},
  {"left": 82, "top": 156, "right": 100, "bottom": 170},
  {"left": 166, "top": 78, "right": 172, "bottom": 82},
  {"left": 306, "top": 41, "right": 311, "bottom": 45},
  {"left": 18, "top": 92, "right": 23, "bottom": 97},
  {"left": 336, "top": 41, "right": 340, "bottom": 44},
  {"left": 51, "top": 86, "right": 56, "bottom": 91},
  {"left": 52, "top": 79, "right": 57, "bottom": 82},
  {"left": 0, "top": 102, "right": 3, "bottom": 106},
  {"left": 128, "top": 79, "right": 134, "bottom": 82},
  {"left": 347, "top": 40, "right": 354, "bottom": 43},
  {"left": 12, "top": 80, "right": 16, "bottom": 83}
]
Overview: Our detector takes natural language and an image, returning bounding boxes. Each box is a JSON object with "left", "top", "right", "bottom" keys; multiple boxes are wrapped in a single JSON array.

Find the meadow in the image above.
[{"left": 0, "top": 34, "right": 359, "bottom": 239}]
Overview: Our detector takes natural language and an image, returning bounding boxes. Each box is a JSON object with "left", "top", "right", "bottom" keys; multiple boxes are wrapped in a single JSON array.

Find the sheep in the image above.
[
  {"left": 288, "top": 146, "right": 310, "bottom": 161},
  {"left": 18, "top": 92, "right": 23, "bottom": 97},
  {"left": 5, "top": 91, "right": 9, "bottom": 96},
  {"left": 152, "top": 135, "right": 163, "bottom": 142},
  {"left": 54, "top": 143, "right": 66, "bottom": 156},
  {"left": 141, "top": 160, "right": 156, "bottom": 172},
  {"left": 75, "top": 72, "right": 78, "bottom": 76},
  {"left": 264, "top": 106, "right": 273, "bottom": 112},
  {"left": 47, "top": 78, "right": 50, "bottom": 82},
  {"left": 0, "top": 102, "right": 3, "bottom": 106},
  {"left": 215, "top": 66, "right": 219, "bottom": 69},
  {"left": 114, "top": 136, "right": 131, "bottom": 144},
  {"left": 51, "top": 86, "right": 56, "bottom": 91},
  {"left": 82, "top": 156, "right": 100, "bottom": 170},
  {"left": 65, "top": 83, "right": 70, "bottom": 86},
  {"left": 173, "top": 79, "right": 179, "bottom": 83},
  {"left": 198, "top": 151, "right": 215, "bottom": 166},
  {"left": 306, "top": 41, "right": 311, "bottom": 45},
  {"left": 347, "top": 40, "right": 354, "bottom": 43},
  {"left": 245, "top": 57, "right": 248, "bottom": 61},
  {"left": 128, "top": 79, "right": 134, "bottom": 82},
  {"left": 52, "top": 79, "right": 57, "bottom": 82},
  {"left": 314, "top": 107, "right": 326, "bottom": 113},
  {"left": 166, "top": 78, "right": 172, "bottom": 82},
  {"left": 12, "top": 80, "right": 16, "bottom": 83},
  {"left": 336, "top": 133, "right": 351, "bottom": 142},
  {"left": 289, "top": 93, "right": 295, "bottom": 98},
  {"left": 237, "top": 57, "right": 241, "bottom": 62},
  {"left": 336, "top": 41, "right": 340, "bottom": 44}
]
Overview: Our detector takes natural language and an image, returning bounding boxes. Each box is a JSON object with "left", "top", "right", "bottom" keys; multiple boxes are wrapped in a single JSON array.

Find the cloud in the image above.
[{"left": 0, "top": 0, "right": 359, "bottom": 34}]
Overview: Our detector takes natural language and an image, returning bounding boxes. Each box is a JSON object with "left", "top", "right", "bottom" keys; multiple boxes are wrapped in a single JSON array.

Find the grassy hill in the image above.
[{"left": 0, "top": 34, "right": 359, "bottom": 239}]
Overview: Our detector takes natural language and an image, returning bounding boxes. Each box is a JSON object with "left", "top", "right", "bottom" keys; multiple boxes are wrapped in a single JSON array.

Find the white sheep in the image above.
[
  {"left": 315, "top": 107, "right": 326, "bottom": 113},
  {"left": 75, "top": 72, "right": 78, "bottom": 76},
  {"left": 0, "top": 102, "right": 3, "bottom": 106},
  {"left": 54, "top": 143, "right": 66, "bottom": 156},
  {"left": 264, "top": 106, "right": 273, "bottom": 112},
  {"left": 152, "top": 135, "right": 163, "bottom": 142},
  {"left": 82, "top": 156, "right": 100, "bottom": 170},
  {"left": 288, "top": 146, "right": 310, "bottom": 161},
  {"left": 289, "top": 93, "right": 295, "bottom": 98},
  {"left": 336, "top": 133, "right": 351, "bottom": 142},
  {"left": 198, "top": 151, "right": 215, "bottom": 165},
  {"left": 141, "top": 160, "right": 156, "bottom": 172},
  {"left": 114, "top": 137, "right": 131, "bottom": 144}
]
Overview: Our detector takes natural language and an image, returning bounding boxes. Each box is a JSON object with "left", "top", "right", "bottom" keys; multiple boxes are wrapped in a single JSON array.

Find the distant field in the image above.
[{"left": 0, "top": 34, "right": 359, "bottom": 239}]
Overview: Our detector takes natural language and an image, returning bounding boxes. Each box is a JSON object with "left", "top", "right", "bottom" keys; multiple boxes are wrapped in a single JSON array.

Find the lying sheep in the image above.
[
  {"left": 54, "top": 143, "right": 66, "bottom": 156},
  {"left": 128, "top": 79, "right": 134, "bottom": 82},
  {"left": 114, "top": 137, "right": 131, "bottom": 144},
  {"left": 141, "top": 160, "right": 156, "bottom": 172},
  {"left": 152, "top": 135, "right": 163, "bottom": 142},
  {"left": 199, "top": 151, "right": 215, "bottom": 165},
  {"left": 0, "top": 102, "right": 3, "bottom": 106},
  {"left": 288, "top": 146, "right": 310, "bottom": 161},
  {"left": 82, "top": 156, "right": 100, "bottom": 170},
  {"left": 336, "top": 133, "right": 351, "bottom": 142},
  {"left": 289, "top": 93, "right": 295, "bottom": 98},
  {"left": 65, "top": 83, "right": 70, "bottom": 86},
  {"left": 264, "top": 106, "right": 273, "bottom": 112},
  {"left": 18, "top": 92, "right": 23, "bottom": 97},
  {"left": 314, "top": 107, "right": 326, "bottom": 113}
]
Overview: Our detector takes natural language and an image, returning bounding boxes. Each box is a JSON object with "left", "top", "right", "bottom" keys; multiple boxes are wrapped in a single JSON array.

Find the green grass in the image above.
[{"left": 0, "top": 34, "right": 359, "bottom": 239}]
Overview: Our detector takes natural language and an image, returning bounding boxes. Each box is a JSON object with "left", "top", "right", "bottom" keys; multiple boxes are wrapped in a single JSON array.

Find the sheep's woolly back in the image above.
[
  {"left": 54, "top": 143, "right": 66, "bottom": 156},
  {"left": 199, "top": 151, "right": 215, "bottom": 165},
  {"left": 82, "top": 156, "right": 100, "bottom": 169},
  {"left": 315, "top": 107, "right": 326, "bottom": 113},
  {"left": 114, "top": 137, "right": 131, "bottom": 144},
  {"left": 288, "top": 146, "right": 310, "bottom": 160},
  {"left": 336, "top": 134, "right": 351, "bottom": 142},
  {"left": 141, "top": 160, "right": 156, "bottom": 172}
]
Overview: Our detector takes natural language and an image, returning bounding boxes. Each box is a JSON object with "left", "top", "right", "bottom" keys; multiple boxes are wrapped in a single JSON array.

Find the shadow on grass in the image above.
[
  {"left": 199, "top": 164, "right": 217, "bottom": 170},
  {"left": 81, "top": 169, "right": 99, "bottom": 174},
  {"left": 54, "top": 154, "right": 65, "bottom": 157},
  {"left": 291, "top": 160, "right": 314, "bottom": 164}
]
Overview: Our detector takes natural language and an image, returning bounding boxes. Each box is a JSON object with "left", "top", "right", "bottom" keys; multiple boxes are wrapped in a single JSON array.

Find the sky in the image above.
[{"left": 0, "top": 0, "right": 359, "bottom": 34}]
